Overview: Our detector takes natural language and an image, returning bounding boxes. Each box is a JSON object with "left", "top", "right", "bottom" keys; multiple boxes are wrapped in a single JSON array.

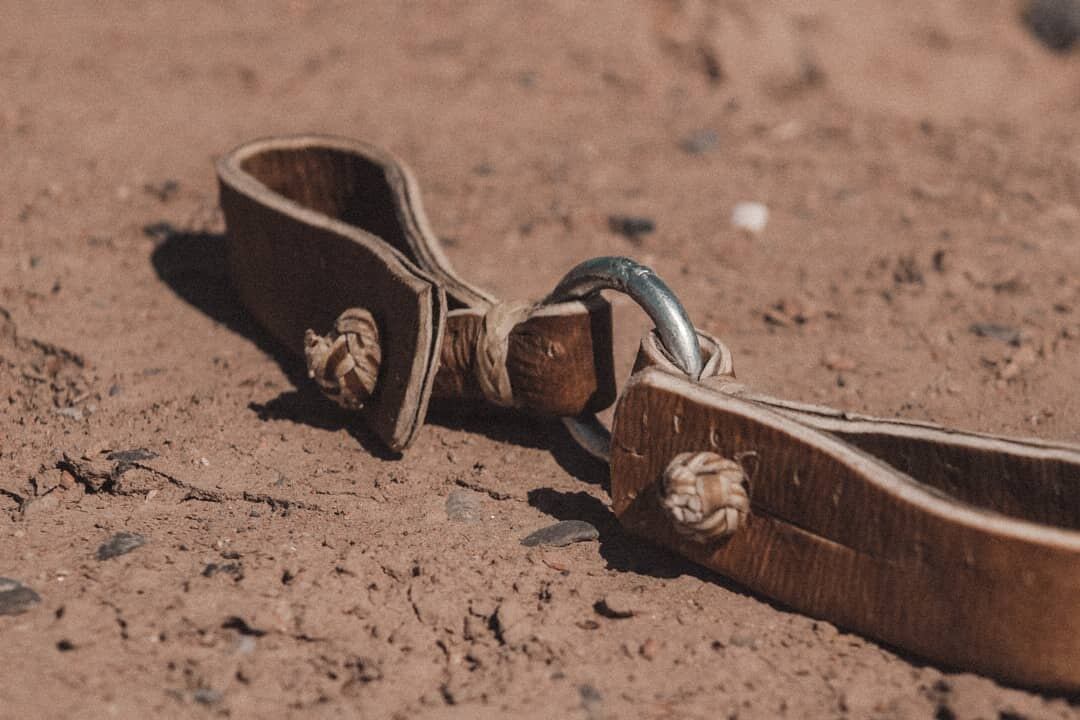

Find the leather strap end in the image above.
[
  {"left": 611, "top": 364, "right": 1080, "bottom": 691},
  {"left": 216, "top": 136, "right": 447, "bottom": 452}
]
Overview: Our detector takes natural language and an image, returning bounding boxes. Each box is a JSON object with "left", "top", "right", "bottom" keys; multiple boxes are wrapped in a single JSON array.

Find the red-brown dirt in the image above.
[{"left": 3, "top": 2, "right": 1080, "bottom": 718}]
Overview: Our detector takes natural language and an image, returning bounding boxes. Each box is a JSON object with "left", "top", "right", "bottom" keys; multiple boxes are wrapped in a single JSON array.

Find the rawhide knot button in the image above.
[
  {"left": 659, "top": 451, "right": 750, "bottom": 542},
  {"left": 304, "top": 307, "right": 381, "bottom": 410}
]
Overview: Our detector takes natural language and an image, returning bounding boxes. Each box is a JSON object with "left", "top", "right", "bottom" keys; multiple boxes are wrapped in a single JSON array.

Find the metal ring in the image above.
[{"left": 543, "top": 257, "right": 702, "bottom": 463}]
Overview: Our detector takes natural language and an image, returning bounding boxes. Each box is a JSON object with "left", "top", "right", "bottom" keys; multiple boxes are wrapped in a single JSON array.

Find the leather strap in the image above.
[
  {"left": 217, "top": 136, "right": 615, "bottom": 451},
  {"left": 617, "top": 329, "right": 1080, "bottom": 690},
  {"left": 215, "top": 134, "right": 1080, "bottom": 688}
]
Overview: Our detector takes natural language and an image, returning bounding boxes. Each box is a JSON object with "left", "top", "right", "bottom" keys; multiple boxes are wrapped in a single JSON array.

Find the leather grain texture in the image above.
[{"left": 618, "top": 332, "right": 1080, "bottom": 690}]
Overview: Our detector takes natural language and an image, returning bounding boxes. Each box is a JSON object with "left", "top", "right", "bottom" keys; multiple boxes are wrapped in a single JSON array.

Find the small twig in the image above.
[{"left": 453, "top": 476, "right": 514, "bottom": 501}]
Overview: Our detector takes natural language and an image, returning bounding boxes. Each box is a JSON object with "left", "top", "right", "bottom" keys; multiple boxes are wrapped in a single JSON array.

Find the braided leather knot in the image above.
[
  {"left": 304, "top": 307, "right": 381, "bottom": 410},
  {"left": 660, "top": 451, "right": 750, "bottom": 542}
]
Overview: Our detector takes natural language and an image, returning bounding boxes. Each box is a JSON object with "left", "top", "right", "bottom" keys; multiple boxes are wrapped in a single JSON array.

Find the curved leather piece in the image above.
[
  {"left": 218, "top": 136, "right": 444, "bottom": 451},
  {"left": 623, "top": 332, "right": 1080, "bottom": 689},
  {"left": 217, "top": 135, "right": 615, "bottom": 449}
]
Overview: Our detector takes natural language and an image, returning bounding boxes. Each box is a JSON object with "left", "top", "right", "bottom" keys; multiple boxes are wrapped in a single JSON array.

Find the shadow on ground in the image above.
[{"left": 149, "top": 224, "right": 397, "bottom": 457}]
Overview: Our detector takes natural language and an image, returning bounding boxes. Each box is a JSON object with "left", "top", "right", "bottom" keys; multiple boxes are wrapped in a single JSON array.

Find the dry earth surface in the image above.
[{"left": 3, "top": 1, "right": 1080, "bottom": 718}]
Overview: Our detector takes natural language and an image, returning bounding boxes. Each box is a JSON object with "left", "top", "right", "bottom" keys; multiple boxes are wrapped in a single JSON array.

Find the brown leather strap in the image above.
[
  {"left": 621, "top": 329, "right": 1080, "bottom": 690},
  {"left": 217, "top": 136, "right": 614, "bottom": 451}
]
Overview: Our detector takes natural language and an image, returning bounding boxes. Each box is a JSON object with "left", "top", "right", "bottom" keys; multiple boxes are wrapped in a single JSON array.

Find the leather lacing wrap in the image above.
[{"left": 473, "top": 300, "right": 534, "bottom": 408}]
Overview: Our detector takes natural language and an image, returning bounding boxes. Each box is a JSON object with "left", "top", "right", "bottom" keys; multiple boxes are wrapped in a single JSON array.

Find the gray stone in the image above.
[
  {"left": 1024, "top": 0, "right": 1080, "bottom": 51},
  {"left": 970, "top": 322, "right": 1021, "bottom": 346},
  {"left": 520, "top": 520, "right": 599, "bottom": 548},
  {"left": 729, "top": 630, "right": 758, "bottom": 649},
  {"left": 0, "top": 578, "right": 41, "bottom": 616},
  {"left": 96, "top": 531, "right": 146, "bottom": 560},
  {"left": 105, "top": 448, "right": 158, "bottom": 462},
  {"left": 445, "top": 489, "right": 484, "bottom": 522},
  {"left": 680, "top": 128, "right": 719, "bottom": 155},
  {"left": 192, "top": 688, "right": 222, "bottom": 706}
]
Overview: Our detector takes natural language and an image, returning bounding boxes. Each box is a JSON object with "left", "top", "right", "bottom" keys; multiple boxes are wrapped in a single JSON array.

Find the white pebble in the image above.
[{"left": 731, "top": 202, "right": 769, "bottom": 234}]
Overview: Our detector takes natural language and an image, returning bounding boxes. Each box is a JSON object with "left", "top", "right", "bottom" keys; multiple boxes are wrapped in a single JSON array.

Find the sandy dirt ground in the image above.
[{"left": 3, "top": 2, "right": 1080, "bottom": 718}]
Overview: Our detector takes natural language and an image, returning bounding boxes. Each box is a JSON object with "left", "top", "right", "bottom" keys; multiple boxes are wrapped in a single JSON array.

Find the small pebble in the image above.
[
  {"left": 970, "top": 322, "right": 1021, "bottom": 346},
  {"left": 731, "top": 202, "right": 769, "bottom": 234},
  {"left": 202, "top": 562, "right": 243, "bottom": 580},
  {"left": 595, "top": 591, "right": 641, "bottom": 619},
  {"left": 679, "top": 129, "right": 719, "bottom": 155},
  {"left": 445, "top": 489, "right": 484, "bottom": 522},
  {"left": 105, "top": 448, "right": 157, "bottom": 462},
  {"left": 1024, "top": 0, "right": 1080, "bottom": 51},
  {"left": 578, "top": 683, "right": 603, "bottom": 707},
  {"left": 520, "top": 520, "right": 599, "bottom": 547},
  {"left": 192, "top": 688, "right": 223, "bottom": 706},
  {"left": 0, "top": 578, "right": 42, "bottom": 616},
  {"left": 729, "top": 630, "right": 758, "bottom": 648},
  {"left": 608, "top": 215, "right": 656, "bottom": 243},
  {"left": 96, "top": 532, "right": 146, "bottom": 561}
]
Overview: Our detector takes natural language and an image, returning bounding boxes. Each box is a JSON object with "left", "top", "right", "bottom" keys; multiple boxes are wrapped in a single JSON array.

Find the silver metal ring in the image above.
[{"left": 543, "top": 257, "right": 702, "bottom": 463}]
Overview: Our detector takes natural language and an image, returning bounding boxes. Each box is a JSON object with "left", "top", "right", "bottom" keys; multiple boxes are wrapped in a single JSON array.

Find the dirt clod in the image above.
[
  {"left": 492, "top": 599, "right": 531, "bottom": 645},
  {"left": 595, "top": 592, "right": 641, "bottom": 619}
]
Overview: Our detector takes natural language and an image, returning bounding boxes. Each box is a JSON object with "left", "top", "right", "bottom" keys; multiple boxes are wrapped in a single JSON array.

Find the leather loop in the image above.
[{"left": 217, "top": 135, "right": 615, "bottom": 450}]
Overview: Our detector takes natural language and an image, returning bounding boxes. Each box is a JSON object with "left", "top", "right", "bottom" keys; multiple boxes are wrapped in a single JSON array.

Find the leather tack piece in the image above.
[
  {"left": 217, "top": 135, "right": 615, "bottom": 450},
  {"left": 613, "top": 356, "right": 1080, "bottom": 691}
]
